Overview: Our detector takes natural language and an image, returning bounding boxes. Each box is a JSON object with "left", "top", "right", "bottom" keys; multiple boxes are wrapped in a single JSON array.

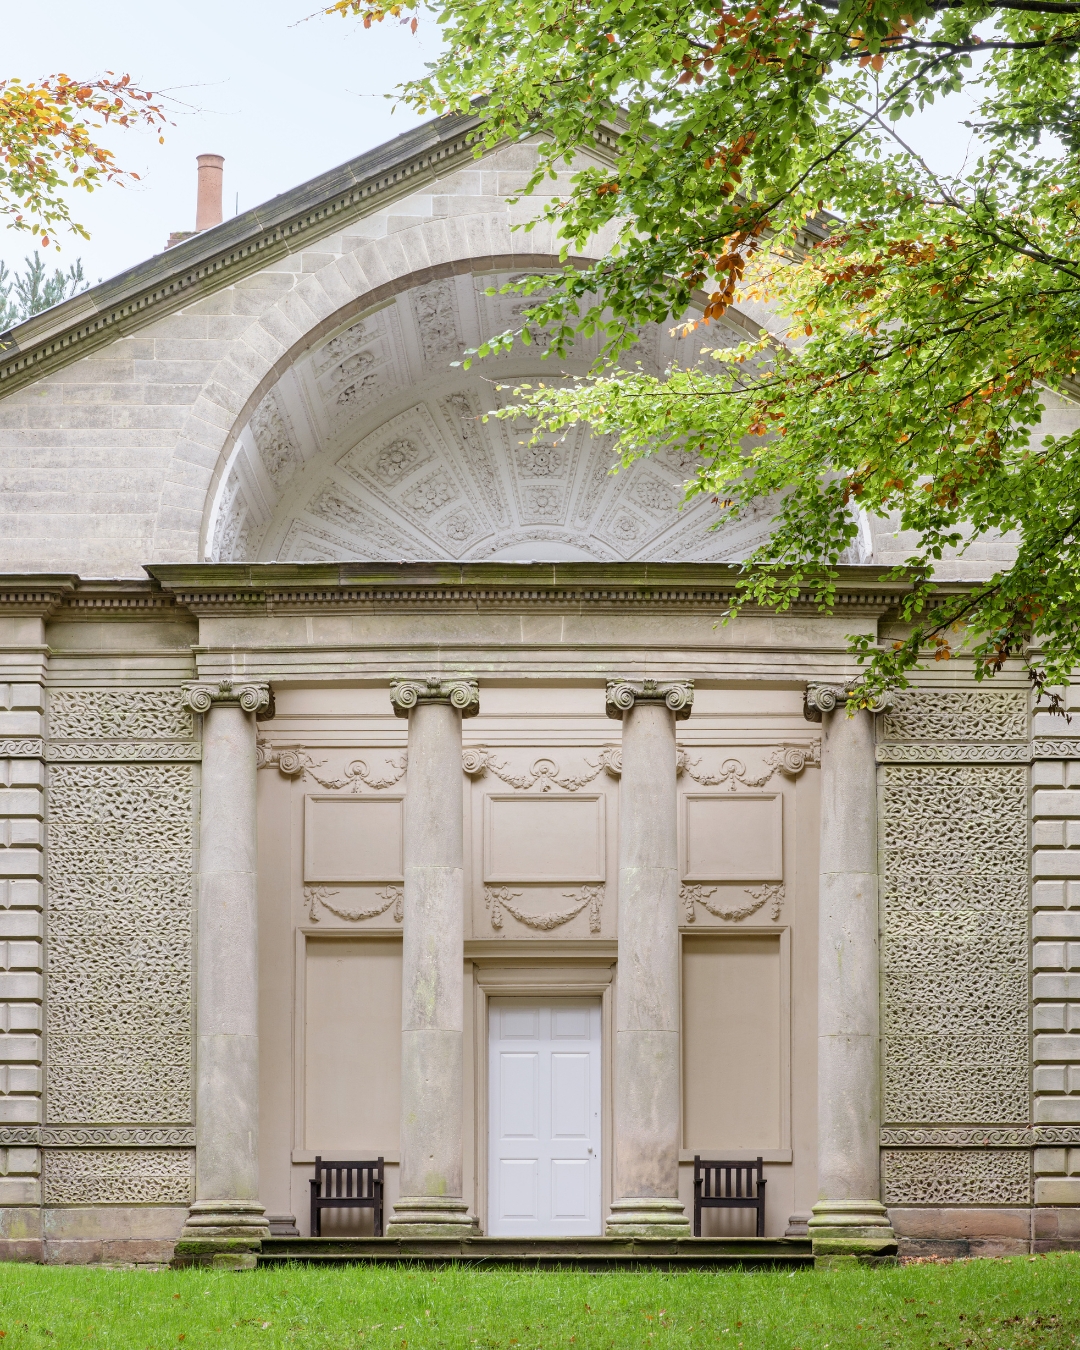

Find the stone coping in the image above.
[
  {"left": 258, "top": 1235, "right": 813, "bottom": 1268},
  {"left": 0, "top": 111, "right": 490, "bottom": 396}
]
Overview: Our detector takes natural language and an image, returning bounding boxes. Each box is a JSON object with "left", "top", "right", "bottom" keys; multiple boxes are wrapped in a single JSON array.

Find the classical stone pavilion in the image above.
[{"left": 0, "top": 110, "right": 1078, "bottom": 1265}]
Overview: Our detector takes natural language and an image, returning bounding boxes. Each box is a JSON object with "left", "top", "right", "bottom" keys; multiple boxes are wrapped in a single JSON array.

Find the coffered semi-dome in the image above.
[{"left": 205, "top": 268, "right": 776, "bottom": 564}]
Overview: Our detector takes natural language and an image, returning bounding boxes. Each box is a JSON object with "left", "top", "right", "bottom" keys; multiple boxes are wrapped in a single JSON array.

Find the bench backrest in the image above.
[
  {"left": 312, "top": 1156, "right": 383, "bottom": 1200},
  {"left": 694, "top": 1156, "right": 765, "bottom": 1200}
]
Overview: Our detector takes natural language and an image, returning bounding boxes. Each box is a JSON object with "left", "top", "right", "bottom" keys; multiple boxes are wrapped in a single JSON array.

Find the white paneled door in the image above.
[{"left": 487, "top": 999, "right": 602, "bottom": 1236}]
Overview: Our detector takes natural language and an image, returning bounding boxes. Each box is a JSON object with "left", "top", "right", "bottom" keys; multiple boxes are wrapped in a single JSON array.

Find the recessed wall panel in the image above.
[
  {"left": 683, "top": 793, "right": 782, "bottom": 881},
  {"left": 304, "top": 794, "right": 403, "bottom": 882},
  {"left": 682, "top": 935, "right": 783, "bottom": 1150},
  {"left": 304, "top": 936, "right": 401, "bottom": 1152},
  {"left": 484, "top": 794, "right": 605, "bottom": 883}
]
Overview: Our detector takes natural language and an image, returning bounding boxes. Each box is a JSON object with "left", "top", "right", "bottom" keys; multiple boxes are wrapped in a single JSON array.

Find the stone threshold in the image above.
[{"left": 258, "top": 1236, "right": 813, "bottom": 1268}]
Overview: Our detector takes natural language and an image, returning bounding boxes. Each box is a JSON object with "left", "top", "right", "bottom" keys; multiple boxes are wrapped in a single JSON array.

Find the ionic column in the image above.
[
  {"left": 177, "top": 679, "right": 270, "bottom": 1270},
  {"left": 605, "top": 678, "right": 693, "bottom": 1238},
  {"left": 803, "top": 683, "right": 897, "bottom": 1259},
  {"left": 386, "top": 677, "right": 479, "bottom": 1238}
]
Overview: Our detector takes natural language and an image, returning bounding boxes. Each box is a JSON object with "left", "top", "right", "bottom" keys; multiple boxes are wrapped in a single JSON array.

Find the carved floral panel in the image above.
[
  {"left": 42, "top": 1147, "right": 194, "bottom": 1205},
  {"left": 880, "top": 762, "right": 1029, "bottom": 1133},
  {"left": 49, "top": 689, "right": 193, "bottom": 741},
  {"left": 881, "top": 1148, "right": 1030, "bottom": 1206},
  {"left": 46, "top": 764, "right": 194, "bottom": 1124},
  {"left": 880, "top": 690, "right": 1027, "bottom": 742}
]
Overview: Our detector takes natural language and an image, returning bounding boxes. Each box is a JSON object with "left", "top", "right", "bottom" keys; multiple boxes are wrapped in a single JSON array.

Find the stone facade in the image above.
[{"left": 0, "top": 111, "right": 1077, "bottom": 1262}]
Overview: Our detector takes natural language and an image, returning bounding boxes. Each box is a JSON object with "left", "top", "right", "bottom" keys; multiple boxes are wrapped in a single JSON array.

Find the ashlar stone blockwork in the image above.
[
  {"left": 1031, "top": 744, "right": 1080, "bottom": 1205},
  {"left": 0, "top": 681, "right": 46, "bottom": 1206},
  {"left": 879, "top": 688, "right": 1032, "bottom": 1206}
]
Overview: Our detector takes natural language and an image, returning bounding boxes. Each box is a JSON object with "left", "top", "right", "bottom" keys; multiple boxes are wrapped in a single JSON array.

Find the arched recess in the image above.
[{"left": 182, "top": 223, "right": 775, "bottom": 565}]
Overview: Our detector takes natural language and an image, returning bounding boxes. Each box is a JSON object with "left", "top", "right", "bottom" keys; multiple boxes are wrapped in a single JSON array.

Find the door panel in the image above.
[
  {"left": 501, "top": 1053, "right": 540, "bottom": 1137},
  {"left": 488, "top": 999, "right": 601, "bottom": 1236},
  {"left": 551, "top": 1159, "right": 589, "bottom": 1218},
  {"left": 499, "top": 1159, "right": 538, "bottom": 1218},
  {"left": 551, "top": 1054, "right": 589, "bottom": 1137}
]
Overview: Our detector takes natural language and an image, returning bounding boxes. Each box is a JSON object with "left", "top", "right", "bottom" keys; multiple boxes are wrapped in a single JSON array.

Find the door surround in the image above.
[{"left": 469, "top": 943, "right": 616, "bottom": 1237}]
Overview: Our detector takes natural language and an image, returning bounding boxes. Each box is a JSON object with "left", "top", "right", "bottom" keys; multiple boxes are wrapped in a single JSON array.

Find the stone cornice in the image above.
[
  {"left": 145, "top": 561, "right": 919, "bottom": 615},
  {"left": 0, "top": 564, "right": 972, "bottom": 618},
  {"left": 53, "top": 579, "right": 180, "bottom": 617},
  {"left": 0, "top": 575, "right": 78, "bottom": 616}
]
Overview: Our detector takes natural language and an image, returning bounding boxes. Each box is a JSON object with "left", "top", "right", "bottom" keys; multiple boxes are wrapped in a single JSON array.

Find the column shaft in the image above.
[
  {"left": 806, "top": 685, "right": 896, "bottom": 1258},
  {"left": 606, "top": 679, "right": 692, "bottom": 1237},
  {"left": 387, "top": 678, "right": 477, "bottom": 1237},
  {"left": 176, "top": 681, "right": 269, "bottom": 1268}
]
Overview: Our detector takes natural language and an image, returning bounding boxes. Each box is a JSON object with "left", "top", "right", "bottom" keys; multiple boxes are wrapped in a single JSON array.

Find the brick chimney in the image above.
[
  {"left": 196, "top": 154, "right": 225, "bottom": 231},
  {"left": 166, "top": 153, "right": 225, "bottom": 249}
]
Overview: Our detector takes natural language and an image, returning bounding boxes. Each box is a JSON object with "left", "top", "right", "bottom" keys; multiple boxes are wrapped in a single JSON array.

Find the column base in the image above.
[
  {"left": 172, "top": 1201, "right": 270, "bottom": 1270},
  {"left": 809, "top": 1200, "right": 897, "bottom": 1261},
  {"left": 605, "top": 1198, "right": 691, "bottom": 1239},
  {"left": 385, "top": 1196, "right": 479, "bottom": 1239}
]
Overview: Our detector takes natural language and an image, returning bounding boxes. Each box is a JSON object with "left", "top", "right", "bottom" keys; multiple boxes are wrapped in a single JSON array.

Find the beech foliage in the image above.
[
  {"left": 0, "top": 74, "right": 164, "bottom": 249},
  {"left": 329, "top": 0, "right": 1080, "bottom": 703}
]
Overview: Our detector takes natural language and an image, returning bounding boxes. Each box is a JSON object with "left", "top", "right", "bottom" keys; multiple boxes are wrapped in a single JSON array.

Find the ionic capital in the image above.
[
  {"left": 606, "top": 678, "right": 694, "bottom": 722},
  {"left": 803, "top": 682, "right": 891, "bottom": 723},
  {"left": 182, "top": 679, "right": 270, "bottom": 716},
  {"left": 390, "top": 676, "right": 479, "bottom": 719}
]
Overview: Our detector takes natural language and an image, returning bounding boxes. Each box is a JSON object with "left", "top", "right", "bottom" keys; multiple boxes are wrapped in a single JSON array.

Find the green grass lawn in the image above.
[{"left": 0, "top": 1256, "right": 1075, "bottom": 1350}]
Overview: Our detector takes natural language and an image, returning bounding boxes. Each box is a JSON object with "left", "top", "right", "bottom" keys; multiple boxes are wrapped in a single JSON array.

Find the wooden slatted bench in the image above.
[
  {"left": 693, "top": 1156, "right": 766, "bottom": 1237},
  {"left": 310, "top": 1156, "right": 384, "bottom": 1237}
]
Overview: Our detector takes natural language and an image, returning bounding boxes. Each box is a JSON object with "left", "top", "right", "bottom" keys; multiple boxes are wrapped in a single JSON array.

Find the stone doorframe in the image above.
[{"left": 468, "top": 944, "right": 616, "bottom": 1237}]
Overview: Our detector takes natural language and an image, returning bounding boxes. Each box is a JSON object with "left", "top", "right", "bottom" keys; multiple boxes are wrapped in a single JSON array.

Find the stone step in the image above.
[{"left": 258, "top": 1236, "right": 814, "bottom": 1268}]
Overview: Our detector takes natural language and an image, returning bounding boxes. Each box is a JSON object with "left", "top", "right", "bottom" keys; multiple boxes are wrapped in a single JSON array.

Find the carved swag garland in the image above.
[
  {"left": 265, "top": 728, "right": 814, "bottom": 931},
  {"left": 305, "top": 885, "right": 403, "bottom": 924},
  {"left": 485, "top": 885, "right": 604, "bottom": 932},
  {"left": 257, "top": 742, "right": 408, "bottom": 792}
]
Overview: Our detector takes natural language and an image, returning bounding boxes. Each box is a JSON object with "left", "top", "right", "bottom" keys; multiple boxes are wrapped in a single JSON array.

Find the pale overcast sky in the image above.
[
  {"left": 2, "top": 0, "right": 435, "bottom": 287},
  {"left": 4, "top": 2, "right": 982, "bottom": 293}
]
